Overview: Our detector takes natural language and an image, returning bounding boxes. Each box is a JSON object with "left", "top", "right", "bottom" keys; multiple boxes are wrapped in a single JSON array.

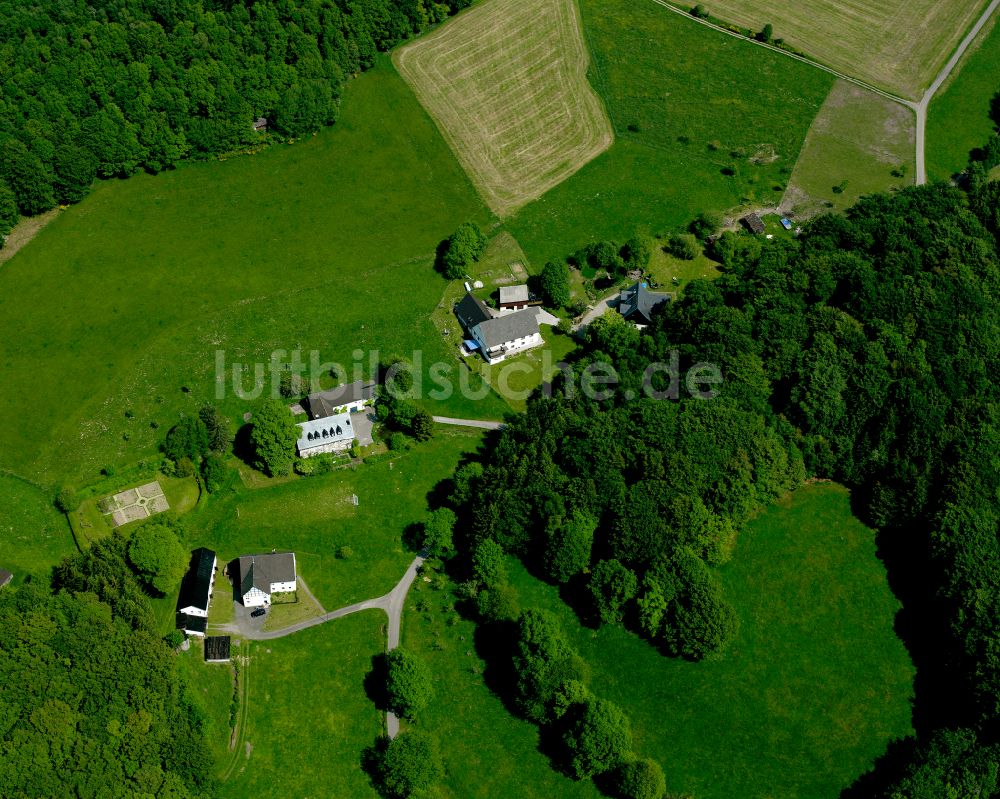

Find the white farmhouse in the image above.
[
  {"left": 238, "top": 552, "right": 297, "bottom": 608},
  {"left": 296, "top": 411, "right": 354, "bottom": 458},
  {"left": 177, "top": 548, "right": 217, "bottom": 638},
  {"left": 471, "top": 308, "right": 542, "bottom": 363}
]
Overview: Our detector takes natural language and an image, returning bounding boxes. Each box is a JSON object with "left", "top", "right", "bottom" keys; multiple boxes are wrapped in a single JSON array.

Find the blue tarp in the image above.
[
  {"left": 780, "top": 218, "right": 792, "bottom": 230},
  {"left": 463, "top": 339, "right": 480, "bottom": 350}
]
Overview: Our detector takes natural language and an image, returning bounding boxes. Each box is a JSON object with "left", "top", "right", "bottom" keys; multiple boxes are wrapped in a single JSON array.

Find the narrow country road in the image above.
[
  {"left": 913, "top": 0, "right": 1000, "bottom": 184},
  {"left": 217, "top": 556, "right": 426, "bottom": 738},
  {"left": 432, "top": 416, "right": 504, "bottom": 430}
]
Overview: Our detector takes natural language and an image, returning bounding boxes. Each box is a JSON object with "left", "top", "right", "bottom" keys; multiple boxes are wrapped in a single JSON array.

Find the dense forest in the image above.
[
  {"left": 436, "top": 180, "right": 1000, "bottom": 794},
  {"left": 0, "top": 0, "right": 467, "bottom": 238},
  {"left": 0, "top": 532, "right": 215, "bottom": 798}
]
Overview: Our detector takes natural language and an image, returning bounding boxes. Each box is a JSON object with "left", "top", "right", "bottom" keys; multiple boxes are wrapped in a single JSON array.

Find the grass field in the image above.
[
  {"left": 406, "top": 483, "right": 914, "bottom": 798},
  {"left": 927, "top": 13, "right": 1000, "bottom": 180},
  {"left": 0, "top": 475, "right": 76, "bottom": 582},
  {"left": 0, "top": 57, "right": 508, "bottom": 495},
  {"left": 394, "top": 0, "right": 612, "bottom": 217},
  {"left": 682, "top": 0, "right": 990, "bottom": 100},
  {"left": 506, "top": 0, "right": 833, "bottom": 265},
  {"left": 188, "top": 430, "right": 482, "bottom": 610},
  {"left": 783, "top": 80, "right": 915, "bottom": 214},
  {"left": 194, "top": 613, "right": 385, "bottom": 797}
]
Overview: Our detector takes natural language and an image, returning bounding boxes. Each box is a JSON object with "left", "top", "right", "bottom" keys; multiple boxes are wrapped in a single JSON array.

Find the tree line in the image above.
[
  {"left": 429, "top": 177, "right": 1000, "bottom": 794},
  {"left": 0, "top": 0, "right": 471, "bottom": 242},
  {"left": 0, "top": 532, "right": 216, "bottom": 797}
]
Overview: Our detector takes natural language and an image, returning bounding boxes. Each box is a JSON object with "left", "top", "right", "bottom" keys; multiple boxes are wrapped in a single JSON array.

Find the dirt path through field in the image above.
[{"left": 0, "top": 208, "right": 60, "bottom": 266}]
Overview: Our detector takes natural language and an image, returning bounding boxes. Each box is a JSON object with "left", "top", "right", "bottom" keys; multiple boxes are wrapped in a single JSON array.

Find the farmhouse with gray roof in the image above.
[
  {"left": 238, "top": 552, "right": 297, "bottom": 608},
  {"left": 297, "top": 411, "right": 354, "bottom": 458},
  {"left": 471, "top": 307, "right": 542, "bottom": 363},
  {"left": 307, "top": 379, "right": 375, "bottom": 419}
]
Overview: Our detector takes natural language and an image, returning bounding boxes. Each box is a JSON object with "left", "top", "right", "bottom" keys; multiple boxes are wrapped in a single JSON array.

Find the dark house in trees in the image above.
[
  {"left": 454, "top": 291, "right": 493, "bottom": 331},
  {"left": 0, "top": 568, "right": 12, "bottom": 589},
  {"left": 741, "top": 213, "right": 766, "bottom": 234},
  {"left": 177, "top": 548, "right": 217, "bottom": 638},
  {"left": 618, "top": 282, "right": 672, "bottom": 326},
  {"left": 253, "top": 117, "right": 268, "bottom": 132}
]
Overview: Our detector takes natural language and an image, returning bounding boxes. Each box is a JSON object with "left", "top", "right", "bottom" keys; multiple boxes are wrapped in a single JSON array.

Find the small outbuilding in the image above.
[
  {"left": 204, "top": 636, "right": 231, "bottom": 663},
  {"left": 498, "top": 284, "right": 530, "bottom": 312},
  {"left": 0, "top": 569, "right": 12, "bottom": 589},
  {"left": 307, "top": 379, "right": 376, "bottom": 419},
  {"left": 780, "top": 217, "right": 793, "bottom": 230},
  {"left": 253, "top": 117, "right": 268, "bottom": 132},
  {"left": 741, "top": 213, "right": 766, "bottom": 235}
]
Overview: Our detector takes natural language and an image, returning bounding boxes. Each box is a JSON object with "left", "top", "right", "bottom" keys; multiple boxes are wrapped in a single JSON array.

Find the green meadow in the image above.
[
  {"left": 0, "top": 57, "right": 504, "bottom": 498},
  {"left": 927, "top": 16, "right": 1000, "bottom": 180},
  {"left": 507, "top": 0, "right": 833, "bottom": 264},
  {"left": 405, "top": 483, "right": 914, "bottom": 799},
  {"left": 187, "top": 429, "right": 482, "bottom": 611}
]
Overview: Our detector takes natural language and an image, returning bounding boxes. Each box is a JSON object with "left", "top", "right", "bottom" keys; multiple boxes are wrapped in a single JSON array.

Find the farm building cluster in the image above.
[{"left": 454, "top": 284, "right": 548, "bottom": 363}]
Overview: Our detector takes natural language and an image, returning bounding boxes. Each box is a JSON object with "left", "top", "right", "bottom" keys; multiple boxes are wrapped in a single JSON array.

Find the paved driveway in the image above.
[{"left": 351, "top": 410, "right": 374, "bottom": 446}]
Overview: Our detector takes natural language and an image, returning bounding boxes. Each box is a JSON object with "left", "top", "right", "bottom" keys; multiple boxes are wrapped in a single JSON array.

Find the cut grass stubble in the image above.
[{"left": 395, "top": 0, "right": 613, "bottom": 216}]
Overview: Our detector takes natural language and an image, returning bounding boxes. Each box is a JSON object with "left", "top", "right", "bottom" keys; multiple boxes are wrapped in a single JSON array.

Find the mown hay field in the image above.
[
  {"left": 687, "top": 0, "right": 989, "bottom": 100},
  {"left": 394, "top": 0, "right": 613, "bottom": 216}
]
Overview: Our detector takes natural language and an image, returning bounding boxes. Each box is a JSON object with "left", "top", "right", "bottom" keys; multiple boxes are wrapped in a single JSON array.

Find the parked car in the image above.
[{"left": 250, "top": 608, "right": 266, "bottom": 618}]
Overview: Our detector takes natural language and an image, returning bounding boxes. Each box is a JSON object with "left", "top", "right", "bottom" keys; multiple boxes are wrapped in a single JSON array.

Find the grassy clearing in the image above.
[
  {"left": 395, "top": 0, "right": 612, "bottom": 217},
  {"left": 0, "top": 475, "right": 75, "bottom": 582},
  {"left": 0, "top": 57, "right": 506, "bottom": 494},
  {"left": 188, "top": 431, "right": 482, "bottom": 610},
  {"left": 927, "top": 14, "right": 1000, "bottom": 180},
  {"left": 261, "top": 581, "right": 326, "bottom": 631},
  {"left": 682, "top": 0, "right": 989, "bottom": 100},
  {"left": 506, "top": 0, "right": 832, "bottom": 266},
  {"left": 176, "top": 643, "right": 237, "bottom": 770},
  {"left": 647, "top": 245, "right": 722, "bottom": 292},
  {"left": 408, "top": 483, "right": 913, "bottom": 798},
  {"left": 216, "top": 613, "right": 384, "bottom": 797},
  {"left": 783, "top": 81, "right": 915, "bottom": 215}
]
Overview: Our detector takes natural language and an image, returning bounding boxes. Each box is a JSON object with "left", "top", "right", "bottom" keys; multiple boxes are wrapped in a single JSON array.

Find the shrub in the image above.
[
  {"left": 201, "top": 452, "right": 231, "bottom": 493},
  {"left": 614, "top": 757, "right": 667, "bottom": 799},
  {"left": 666, "top": 233, "right": 700, "bottom": 260},
  {"left": 373, "top": 731, "right": 445, "bottom": 799},
  {"left": 476, "top": 584, "right": 520, "bottom": 622},
  {"left": 385, "top": 648, "right": 435, "bottom": 720},
  {"left": 689, "top": 211, "right": 723, "bottom": 240},
  {"left": 336, "top": 546, "right": 353, "bottom": 560},
  {"left": 561, "top": 697, "right": 634, "bottom": 779},
  {"left": 54, "top": 487, "right": 79, "bottom": 513},
  {"left": 164, "top": 629, "right": 186, "bottom": 649},
  {"left": 387, "top": 432, "right": 411, "bottom": 452},
  {"left": 174, "top": 456, "right": 196, "bottom": 478}
]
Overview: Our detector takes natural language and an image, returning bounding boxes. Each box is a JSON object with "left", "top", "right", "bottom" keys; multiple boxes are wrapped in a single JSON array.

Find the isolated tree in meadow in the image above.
[
  {"left": 439, "top": 221, "right": 488, "bottom": 279},
  {"left": 163, "top": 416, "right": 210, "bottom": 463},
  {"left": 385, "top": 648, "right": 435, "bottom": 720},
  {"left": 666, "top": 233, "right": 699, "bottom": 260},
  {"left": 589, "top": 559, "right": 638, "bottom": 625},
  {"left": 615, "top": 758, "right": 667, "bottom": 799},
  {"left": 561, "top": 697, "right": 634, "bottom": 779},
  {"left": 128, "top": 521, "right": 189, "bottom": 595},
  {"left": 0, "top": 181, "right": 20, "bottom": 238},
  {"left": 250, "top": 398, "right": 299, "bottom": 476},
  {"left": 410, "top": 408, "right": 434, "bottom": 442},
  {"left": 199, "top": 404, "right": 234, "bottom": 453},
  {"left": 374, "top": 731, "right": 445, "bottom": 799},
  {"left": 422, "top": 507, "right": 456, "bottom": 558},
  {"left": 544, "top": 510, "right": 596, "bottom": 583},
  {"left": 689, "top": 211, "right": 723, "bottom": 240},
  {"left": 621, "top": 235, "right": 653, "bottom": 271},
  {"left": 541, "top": 260, "right": 572, "bottom": 308}
]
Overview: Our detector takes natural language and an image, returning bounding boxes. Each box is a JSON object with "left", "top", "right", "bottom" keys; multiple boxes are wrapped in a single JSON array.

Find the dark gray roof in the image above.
[
  {"left": 179, "top": 614, "right": 207, "bottom": 634},
  {"left": 0, "top": 569, "right": 11, "bottom": 588},
  {"left": 205, "top": 636, "right": 231, "bottom": 662},
  {"left": 619, "top": 283, "right": 672, "bottom": 325},
  {"left": 239, "top": 552, "right": 296, "bottom": 595},
  {"left": 177, "top": 548, "right": 215, "bottom": 612},
  {"left": 742, "top": 213, "right": 765, "bottom": 234},
  {"left": 308, "top": 380, "right": 376, "bottom": 419},
  {"left": 474, "top": 308, "right": 540, "bottom": 349},
  {"left": 455, "top": 292, "right": 493, "bottom": 330}
]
